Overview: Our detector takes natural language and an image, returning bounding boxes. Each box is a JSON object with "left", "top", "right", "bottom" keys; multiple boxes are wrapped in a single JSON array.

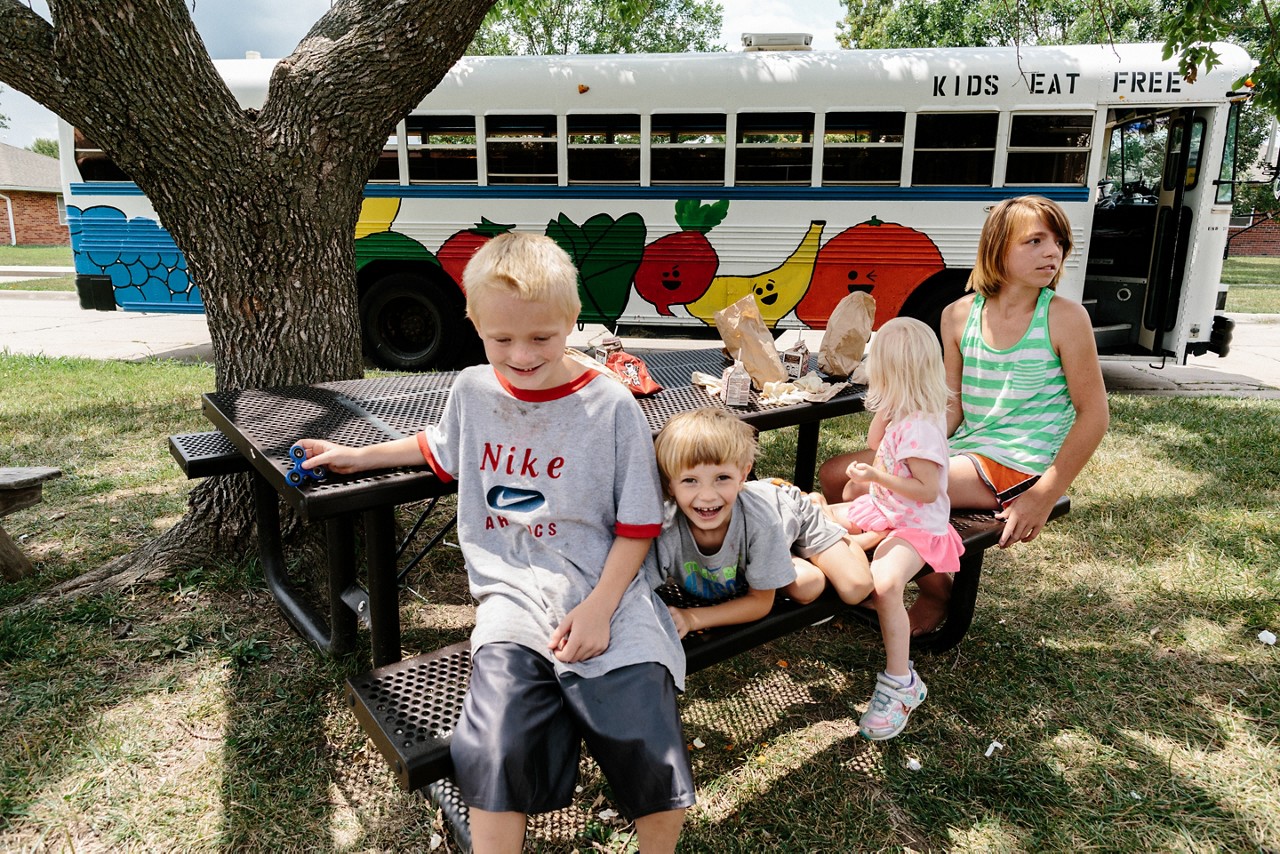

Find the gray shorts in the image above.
[
  {"left": 769, "top": 479, "right": 847, "bottom": 558},
  {"left": 450, "top": 642, "right": 696, "bottom": 818}
]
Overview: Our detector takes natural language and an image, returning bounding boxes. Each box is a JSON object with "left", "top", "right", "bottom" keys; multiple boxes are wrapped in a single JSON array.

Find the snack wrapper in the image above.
[{"left": 606, "top": 349, "right": 664, "bottom": 397}]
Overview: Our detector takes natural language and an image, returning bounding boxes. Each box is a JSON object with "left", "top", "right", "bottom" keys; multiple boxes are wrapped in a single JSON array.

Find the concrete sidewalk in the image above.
[{"left": 1, "top": 289, "right": 1277, "bottom": 398}]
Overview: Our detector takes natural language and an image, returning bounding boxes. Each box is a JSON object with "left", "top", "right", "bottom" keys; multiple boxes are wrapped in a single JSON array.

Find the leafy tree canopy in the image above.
[
  {"left": 470, "top": 0, "right": 723, "bottom": 55},
  {"left": 27, "top": 136, "right": 56, "bottom": 158}
]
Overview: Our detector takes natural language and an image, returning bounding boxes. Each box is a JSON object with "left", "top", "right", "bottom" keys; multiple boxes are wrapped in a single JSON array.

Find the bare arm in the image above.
[
  {"left": 549, "top": 535, "right": 652, "bottom": 662},
  {"left": 847, "top": 456, "right": 942, "bottom": 505},
  {"left": 941, "top": 296, "right": 972, "bottom": 437},
  {"left": 667, "top": 586, "right": 776, "bottom": 639},
  {"left": 294, "top": 436, "right": 425, "bottom": 474},
  {"left": 997, "top": 298, "right": 1109, "bottom": 546}
]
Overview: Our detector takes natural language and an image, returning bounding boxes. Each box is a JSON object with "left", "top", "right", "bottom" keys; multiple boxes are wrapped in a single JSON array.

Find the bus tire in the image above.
[
  {"left": 359, "top": 272, "right": 469, "bottom": 371},
  {"left": 898, "top": 270, "right": 971, "bottom": 343}
]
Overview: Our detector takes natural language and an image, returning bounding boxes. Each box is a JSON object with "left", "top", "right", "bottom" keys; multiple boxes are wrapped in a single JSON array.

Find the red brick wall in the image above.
[
  {"left": 3, "top": 190, "right": 70, "bottom": 246},
  {"left": 1227, "top": 213, "right": 1280, "bottom": 258}
]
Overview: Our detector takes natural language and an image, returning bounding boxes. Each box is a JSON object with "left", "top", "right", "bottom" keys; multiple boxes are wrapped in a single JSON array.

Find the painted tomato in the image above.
[
  {"left": 437, "top": 219, "right": 514, "bottom": 290},
  {"left": 633, "top": 231, "right": 719, "bottom": 316},
  {"left": 796, "top": 217, "right": 946, "bottom": 330}
]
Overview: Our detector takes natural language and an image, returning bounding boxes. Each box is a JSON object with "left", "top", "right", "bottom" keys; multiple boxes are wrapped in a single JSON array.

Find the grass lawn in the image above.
[
  {"left": 1221, "top": 256, "right": 1280, "bottom": 287},
  {"left": 0, "top": 275, "right": 76, "bottom": 293},
  {"left": 0, "top": 245, "right": 72, "bottom": 267},
  {"left": 1, "top": 353, "right": 1277, "bottom": 851}
]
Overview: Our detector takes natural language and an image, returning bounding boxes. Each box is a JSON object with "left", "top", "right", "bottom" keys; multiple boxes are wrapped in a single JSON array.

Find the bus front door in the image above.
[{"left": 1146, "top": 108, "right": 1203, "bottom": 358}]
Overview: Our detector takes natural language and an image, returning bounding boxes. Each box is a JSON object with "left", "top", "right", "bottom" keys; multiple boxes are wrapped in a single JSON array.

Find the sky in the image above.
[{"left": 0, "top": 0, "right": 844, "bottom": 150}]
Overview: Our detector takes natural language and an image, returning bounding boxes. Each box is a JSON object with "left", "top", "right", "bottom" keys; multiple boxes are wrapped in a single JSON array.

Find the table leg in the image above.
[
  {"left": 364, "top": 505, "right": 402, "bottom": 667},
  {"left": 254, "top": 475, "right": 357, "bottom": 657},
  {"left": 794, "top": 421, "right": 819, "bottom": 492}
]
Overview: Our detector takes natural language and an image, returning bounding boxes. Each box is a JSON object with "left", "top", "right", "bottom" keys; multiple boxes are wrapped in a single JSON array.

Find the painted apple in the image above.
[
  {"left": 437, "top": 219, "right": 514, "bottom": 290},
  {"left": 796, "top": 216, "right": 946, "bottom": 330}
]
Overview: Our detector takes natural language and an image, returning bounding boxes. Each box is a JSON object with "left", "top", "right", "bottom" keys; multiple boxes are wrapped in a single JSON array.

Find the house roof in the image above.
[{"left": 0, "top": 142, "right": 60, "bottom": 193}]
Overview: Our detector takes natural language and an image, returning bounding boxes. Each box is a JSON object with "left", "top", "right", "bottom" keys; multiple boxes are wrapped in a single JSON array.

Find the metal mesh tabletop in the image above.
[{"left": 203, "top": 351, "right": 863, "bottom": 520}]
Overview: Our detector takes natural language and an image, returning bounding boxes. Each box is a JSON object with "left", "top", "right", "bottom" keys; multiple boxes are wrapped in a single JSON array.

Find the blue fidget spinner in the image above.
[{"left": 286, "top": 443, "right": 327, "bottom": 487}]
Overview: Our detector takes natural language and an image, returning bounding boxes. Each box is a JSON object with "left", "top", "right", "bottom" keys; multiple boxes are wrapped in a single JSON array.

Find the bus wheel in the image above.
[
  {"left": 898, "top": 271, "right": 970, "bottom": 342},
  {"left": 359, "top": 273, "right": 465, "bottom": 371}
]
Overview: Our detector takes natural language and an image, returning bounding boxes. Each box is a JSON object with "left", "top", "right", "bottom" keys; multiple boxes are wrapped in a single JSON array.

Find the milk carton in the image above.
[
  {"left": 721, "top": 360, "right": 752, "bottom": 407},
  {"left": 781, "top": 341, "right": 810, "bottom": 380}
]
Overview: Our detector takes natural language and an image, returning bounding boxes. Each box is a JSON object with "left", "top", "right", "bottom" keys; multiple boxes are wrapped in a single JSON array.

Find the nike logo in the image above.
[{"left": 486, "top": 485, "right": 545, "bottom": 513}]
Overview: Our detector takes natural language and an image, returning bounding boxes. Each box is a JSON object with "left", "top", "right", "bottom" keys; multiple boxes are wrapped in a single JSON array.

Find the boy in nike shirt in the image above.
[{"left": 296, "top": 233, "right": 692, "bottom": 853}]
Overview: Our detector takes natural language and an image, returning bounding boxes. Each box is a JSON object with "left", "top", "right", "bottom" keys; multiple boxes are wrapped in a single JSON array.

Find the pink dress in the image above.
[{"left": 848, "top": 412, "right": 964, "bottom": 573}]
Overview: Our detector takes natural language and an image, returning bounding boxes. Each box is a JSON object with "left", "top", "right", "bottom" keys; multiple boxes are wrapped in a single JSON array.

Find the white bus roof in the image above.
[{"left": 213, "top": 42, "right": 1253, "bottom": 114}]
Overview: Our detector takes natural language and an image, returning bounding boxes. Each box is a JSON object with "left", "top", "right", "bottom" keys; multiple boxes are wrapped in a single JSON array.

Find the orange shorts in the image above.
[{"left": 958, "top": 453, "right": 1040, "bottom": 507}]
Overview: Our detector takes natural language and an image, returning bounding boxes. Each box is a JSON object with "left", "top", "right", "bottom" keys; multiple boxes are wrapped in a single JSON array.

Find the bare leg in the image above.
[
  {"left": 907, "top": 456, "right": 1000, "bottom": 635},
  {"left": 634, "top": 808, "right": 686, "bottom": 854},
  {"left": 869, "top": 538, "right": 926, "bottom": 676},
  {"left": 786, "top": 557, "right": 828, "bottom": 605},
  {"left": 469, "top": 809, "right": 526, "bottom": 854},
  {"left": 810, "top": 543, "right": 873, "bottom": 606}
]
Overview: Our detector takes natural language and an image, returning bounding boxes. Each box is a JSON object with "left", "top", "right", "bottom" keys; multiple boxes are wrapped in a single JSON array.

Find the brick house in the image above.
[
  {"left": 1226, "top": 212, "right": 1279, "bottom": 258},
  {"left": 0, "top": 142, "right": 69, "bottom": 246}
]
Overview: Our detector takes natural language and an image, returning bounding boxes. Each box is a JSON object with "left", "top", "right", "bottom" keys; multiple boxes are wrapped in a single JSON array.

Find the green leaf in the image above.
[{"left": 545, "top": 212, "right": 646, "bottom": 325}]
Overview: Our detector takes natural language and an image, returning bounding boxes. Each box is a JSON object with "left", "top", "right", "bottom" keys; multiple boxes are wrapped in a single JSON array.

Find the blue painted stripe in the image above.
[{"left": 72, "top": 181, "right": 1088, "bottom": 203}]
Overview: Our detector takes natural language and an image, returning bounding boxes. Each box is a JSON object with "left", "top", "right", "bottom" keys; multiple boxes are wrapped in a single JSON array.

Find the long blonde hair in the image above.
[
  {"left": 968, "top": 195, "right": 1073, "bottom": 297},
  {"left": 863, "top": 317, "right": 950, "bottom": 420}
]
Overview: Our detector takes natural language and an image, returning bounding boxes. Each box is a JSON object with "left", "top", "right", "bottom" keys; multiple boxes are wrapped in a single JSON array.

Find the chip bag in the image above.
[
  {"left": 605, "top": 349, "right": 664, "bottom": 397},
  {"left": 817, "top": 292, "right": 875, "bottom": 379},
  {"left": 713, "top": 294, "right": 787, "bottom": 390}
]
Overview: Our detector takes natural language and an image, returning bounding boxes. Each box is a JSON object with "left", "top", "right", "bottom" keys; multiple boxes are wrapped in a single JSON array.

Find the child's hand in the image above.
[
  {"left": 667, "top": 606, "right": 694, "bottom": 639},
  {"left": 293, "top": 439, "right": 362, "bottom": 474},
  {"left": 548, "top": 598, "right": 612, "bottom": 663},
  {"left": 846, "top": 460, "right": 879, "bottom": 485}
]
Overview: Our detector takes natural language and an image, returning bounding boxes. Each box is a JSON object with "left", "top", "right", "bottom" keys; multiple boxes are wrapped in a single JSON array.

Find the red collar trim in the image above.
[{"left": 493, "top": 366, "right": 598, "bottom": 401}]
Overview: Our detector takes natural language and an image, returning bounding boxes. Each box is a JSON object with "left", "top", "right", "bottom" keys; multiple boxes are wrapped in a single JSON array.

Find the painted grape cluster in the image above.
[{"left": 69, "top": 206, "right": 195, "bottom": 308}]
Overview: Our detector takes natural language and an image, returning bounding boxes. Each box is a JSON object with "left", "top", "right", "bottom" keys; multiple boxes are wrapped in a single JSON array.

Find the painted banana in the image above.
[{"left": 686, "top": 220, "right": 825, "bottom": 327}]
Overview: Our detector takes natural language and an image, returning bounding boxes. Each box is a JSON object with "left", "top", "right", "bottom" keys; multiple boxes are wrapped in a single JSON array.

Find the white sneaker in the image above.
[{"left": 859, "top": 667, "right": 927, "bottom": 741}]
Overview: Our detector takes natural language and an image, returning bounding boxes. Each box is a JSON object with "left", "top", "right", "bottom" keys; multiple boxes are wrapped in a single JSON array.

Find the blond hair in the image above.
[
  {"left": 864, "top": 317, "right": 950, "bottom": 420},
  {"left": 463, "top": 232, "right": 581, "bottom": 326},
  {"left": 967, "top": 195, "right": 1074, "bottom": 298},
  {"left": 653, "top": 408, "right": 757, "bottom": 494}
]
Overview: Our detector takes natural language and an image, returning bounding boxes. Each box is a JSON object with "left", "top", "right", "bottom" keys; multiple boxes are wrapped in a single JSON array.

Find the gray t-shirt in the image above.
[
  {"left": 651, "top": 479, "right": 844, "bottom": 602},
  {"left": 421, "top": 365, "right": 685, "bottom": 689}
]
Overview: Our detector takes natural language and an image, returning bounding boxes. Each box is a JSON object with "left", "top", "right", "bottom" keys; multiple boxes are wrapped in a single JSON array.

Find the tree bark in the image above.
[{"left": 0, "top": 0, "right": 495, "bottom": 587}]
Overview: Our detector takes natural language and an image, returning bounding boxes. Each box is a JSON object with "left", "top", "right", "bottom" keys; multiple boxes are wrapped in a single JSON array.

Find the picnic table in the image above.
[{"left": 190, "top": 347, "right": 867, "bottom": 668}]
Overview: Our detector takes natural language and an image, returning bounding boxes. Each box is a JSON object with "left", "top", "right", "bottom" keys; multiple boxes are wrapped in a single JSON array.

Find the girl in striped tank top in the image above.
[{"left": 819, "top": 196, "right": 1108, "bottom": 638}]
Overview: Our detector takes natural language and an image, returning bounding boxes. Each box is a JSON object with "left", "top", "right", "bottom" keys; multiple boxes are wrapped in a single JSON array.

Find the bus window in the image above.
[
  {"left": 406, "top": 115, "right": 478, "bottom": 183},
  {"left": 912, "top": 113, "right": 997, "bottom": 185},
  {"left": 369, "top": 134, "right": 401, "bottom": 183},
  {"left": 1005, "top": 113, "right": 1091, "bottom": 185},
  {"left": 1162, "top": 117, "right": 1205, "bottom": 191},
  {"left": 736, "top": 112, "right": 814, "bottom": 185},
  {"left": 822, "top": 111, "right": 904, "bottom": 185},
  {"left": 651, "top": 113, "right": 726, "bottom": 185},
  {"left": 73, "top": 129, "right": 133, "bottom": 182},
  {"left": 1215, "top": 102, "right": 1241, "bottom": 205},
  {"left": 486, "top": 115, "right": 557, "bottom": 185},
  {"left": 567, "top": 115, "right": 641, "bottom": 184}
]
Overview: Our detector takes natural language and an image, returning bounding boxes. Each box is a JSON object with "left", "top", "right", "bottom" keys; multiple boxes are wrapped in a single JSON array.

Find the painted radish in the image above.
[
  {"left": 437, "top": 219, "right": 514, "bottom": 290},
  {"left": 632, "top": 199, "right": 728, "bottom": 316}
]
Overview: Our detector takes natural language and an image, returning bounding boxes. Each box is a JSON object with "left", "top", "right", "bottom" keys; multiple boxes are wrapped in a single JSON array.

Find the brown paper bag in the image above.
[
  {"left": 817, "top": 292, "right": 876, "bottom": 378},
  {"left": 713, "top": 295, "right": 787, "bottom": 390}
]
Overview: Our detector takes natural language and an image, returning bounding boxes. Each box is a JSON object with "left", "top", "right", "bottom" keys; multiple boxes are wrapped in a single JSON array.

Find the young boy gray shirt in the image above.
[{"left": 419, "top": 365, "right": 686, "bottom": 689}]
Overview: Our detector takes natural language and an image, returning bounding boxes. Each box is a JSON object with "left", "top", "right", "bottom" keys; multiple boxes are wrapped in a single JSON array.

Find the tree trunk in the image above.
[{"left": 0, "top": 0, "right": 495, "bottom": 590}]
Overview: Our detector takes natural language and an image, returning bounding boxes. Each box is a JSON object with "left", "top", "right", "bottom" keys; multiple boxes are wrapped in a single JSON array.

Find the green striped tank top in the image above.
[{"left": 948, "top": 289, "right": 1074, "bottom": 475}]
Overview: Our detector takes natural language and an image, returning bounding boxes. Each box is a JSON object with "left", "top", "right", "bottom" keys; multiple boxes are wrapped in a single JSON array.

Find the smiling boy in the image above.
[{"left": 297, "top": 232, "right": 692, "bottom": 853}]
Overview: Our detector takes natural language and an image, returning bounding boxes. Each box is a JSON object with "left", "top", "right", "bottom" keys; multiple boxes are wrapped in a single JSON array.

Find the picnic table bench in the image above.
[{"left": 0, "top": 466, "right": 63, "bottom": 581}]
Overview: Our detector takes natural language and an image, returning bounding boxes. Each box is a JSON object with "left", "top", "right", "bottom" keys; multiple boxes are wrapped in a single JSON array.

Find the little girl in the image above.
[{"left": 831, "top": 316, "right": 963, "bottom": 741}]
